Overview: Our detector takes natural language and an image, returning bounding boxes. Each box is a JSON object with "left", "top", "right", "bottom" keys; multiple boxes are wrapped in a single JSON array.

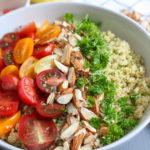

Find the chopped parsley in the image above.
[
  {"left": 130, "top": 93, "right": 140, "bottom": 101},
  {"left": 86, "top": 96, "right": 95, "bottom": 107},
  {"left": 90, "top": 118, "right": 102, "bottom": 129},
  {"left": 76, "top": 76, "right": 87, "bottom": 88},
  {"left": 63, "top": 13, "right": 74, "bottom": 23}
]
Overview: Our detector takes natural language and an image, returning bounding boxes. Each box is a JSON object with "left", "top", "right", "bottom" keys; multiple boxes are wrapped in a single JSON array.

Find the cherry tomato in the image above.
[
  {"left": 0, "top": 65, "right": 18, "bottom": 78},
  {"left": 0, "top": 32, "right": 20, "bottom": 50},
  {"left": 33, "top": 42, "right": 54, "bottom": 59},
  {"left": 0, "top": 75, "right": 19, "bottom": 91},
  {"left": 23, "top": 32, "right": 35, "bottom": 40},
  {"left": 36, "top": 100, "right": 65, "bottom": 118},
  {"left": 3, "top": 47, "right": 15, "bottom": 66},
  {"left": 0, "top": 48, "right": 3, "bottom": 59},
  {"left": 0, "top": 59, "right": 5, "bottom": 72},
  {"left": 13, "top": 38, "right": 34, "bottom": 64},
  {"left": 18, "top": 22, "right": 36, "bottom": 37},
  {"left": 0, "top": 111, "right": 21, "bottom": 135},
  {"left": 18, "top": 76, "right": 39, "bottom": 105},
  {"left": 36, "top": 20, "right": 50, "bottom": 38},
  {"left": 19, "top": 56, "right": 38, "bottom": 79},
  {"left": 18, "top": 113, "right": 58, "bottom": 150},
  {"left": 37, "top": 25, "right": 60, "bottom": 45},
  {"left": 0, "top": 92, "right": 20, "bottom": 117},
  {"left": 36, "top": 69, "right": 66, "bottom": 94}
]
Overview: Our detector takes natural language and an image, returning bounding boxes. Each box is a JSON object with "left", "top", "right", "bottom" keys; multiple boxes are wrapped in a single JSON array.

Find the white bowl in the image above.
[{"left": 0, "top": 2, "right": 150, "bottom": 150}]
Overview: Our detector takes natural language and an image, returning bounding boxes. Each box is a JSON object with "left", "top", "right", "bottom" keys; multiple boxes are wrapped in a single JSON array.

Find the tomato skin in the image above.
[
  {"left": 0, "top": 111, "right": 21, "bottom": 135},
  {"left": 36, "top": 69, "right": 66, "bottom": 94},
  {"left": 0, "top": 75, "right": 19, "bottom": 91},
  {"left": 18, "top": 113, "right": 58, "bottom": 150},
  {"left": 0, "top": 59, "right": 5, "bottom": 72},
  {"left": 3, "top": 47, "right": 15, "bottom": 66},
  {"left": 0, "top": 33, "right": 20, "bottom": 50},
  {"left": 33, "top": 42, "right": 55, "bottom": 59},
  {"left": 18, "top": 76, "right": 39, "bottom": 105},
  {"left": 23, "top": 32, "right": 35, "bottom": 40},
  {"left": 0, "top": 92, "right": 20, "bottom": 117},
  {"left": 18, "top": 22, "right": 36, "bottom": 37},
  {"left": 36, "top": 100, "right": 65, "bottom": 118}
]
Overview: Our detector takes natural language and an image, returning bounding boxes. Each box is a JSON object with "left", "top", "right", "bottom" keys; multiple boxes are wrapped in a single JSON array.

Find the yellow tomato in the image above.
[
  {"left": 13, "top": 38, "right": 34, "bottom": 64},
  {"left": 0, "top": 111, "right": 21, "bottom": 135},
  {"left": 34, "top": 55, "right": 59, "bottom": 74},
  {"left": 0, "top": 65, "right": 18, "bottom": 78},
  {"left": 19, "top": 56, "right": 38, "bottom": 79}
]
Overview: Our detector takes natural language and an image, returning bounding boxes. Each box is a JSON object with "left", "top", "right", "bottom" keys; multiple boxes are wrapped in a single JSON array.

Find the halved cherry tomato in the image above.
[
  {"left": 34, "top": 54, "right": 59, "bottom": 74},
  {"left": 36, "top": 69, "right": 66, "bottom": 94},
  {"left": 0, "top": 32, "right": 20, "bottom": 50},
  {"left": 36, "top": 100, "right": 65, "bottom": 118},
  {"left": 0, "top": 92, "right": 20, "bottom": 117},
  {"left": 37, "top": 25, "right": 60, "bottom": 45},
  {"left": 23, "top": 32, "right": 35, "bottom": 40},
  {"left": 18, "top": 113, "right": 58, "bottom": 150},
  {"left": 1, "top": 75, "right": 19, "bottom": 91},
  {"left": 0, "top": 111, "right": 21, "bottom": 135},
  {"left": 3, "top": 47, "right": 15, "bottom": 66},
  {"left": 0, "top": 65, "right": 18, "bottom": 78},
  {"left": 19, "top": 56, "right": 38, "bottom": 79},
  {"left": 36, "top": 20, "right": 50, "bottom": 38},
  {"left": 0, "top": 59, "right": 5, "bottom": 72},
  {"left": 18, "top": 76, "right": 39, "bottom": 105},
  {"left": 33, "top": 42, "right": 54, "bottom": 59},
  {"left": 13, "top": 38, "right": 34, "bottom": 64},
  {"left": 0, "top": 48, "right": 3, "bottom": 59},
  {"left": 18, "top": 22, "right": 36, "bottom": 37}
]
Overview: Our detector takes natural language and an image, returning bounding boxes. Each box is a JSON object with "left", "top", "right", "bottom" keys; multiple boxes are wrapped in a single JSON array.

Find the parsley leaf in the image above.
[
  {"left": 90, "top": 118, "right": 102, "bottom": 129},
  {"left": 86, "top": 96, "right": 95, "bottom": 107},
  {"left": 130, "top": 93, "right": 140, "bottom": 101},
  {"left": 63, "top": 13, "right": 74, "bottom": 23},
  {"left": 76, "top": 76, "right": 87, "bottom": 88}
]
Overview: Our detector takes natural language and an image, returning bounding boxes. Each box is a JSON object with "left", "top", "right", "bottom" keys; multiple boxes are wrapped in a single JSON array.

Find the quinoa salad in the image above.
[{"left": 0, "top": 13, "right": 150, "bottom": 150}]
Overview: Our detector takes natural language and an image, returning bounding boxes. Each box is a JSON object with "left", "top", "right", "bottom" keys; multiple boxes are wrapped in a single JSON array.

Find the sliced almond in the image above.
[
  {"left": 60, "top": 122, "right": 79, "bottom": 140},
  {"left": 54, "top": 59, "right": 68, "bottom": 74},
  {"left": 75, "top": 89, "right": 84, "bottom": 101},
  {"left": 62, "top": 88, "right": 73, "bottom": 94},
  {"left": 68, "top": 103, "right": 78, "bottom": 116},
  {"left": 61, "top": 44, "right": 71, "bottom": 66},
  {"left": 84, "top": 132, "right": 96, "bottom": 145},
  {"left": 80, "top": 107, "right": 98, "bottom": 121},
  {"left": 60, "top": 123, "right": 69, "bottom": 134},
  {"left": 71, "top": 51, "right": 83, "bottom": 59},
  {"left": 53, "top": 48, "right": 63, "bottom": 56},
  {"left": 77, "top": 70, "right": 90, "bottom": 77},
  {"left": 71, "top": 59, "right": 83, "bottom": 70},
  {"left": 69, "top": 34, "right": 77, "bottom": 47},
  {"left": 57, "top": 94, "right": 73, "bottom": 104},
  {"left": 47, "top": 92, "right": 55, "bottom": 104},
  {"left": 58, "top": 80, "right": 69, "bottom": 92},
  {"left": 73, "top": 90, "right": 82, "bottom": 108},
  {"left": 82, "top": 121, "right": 96, "bottom": 134},
  {"left": 67, "top": 115, "right": 79, "bottom": 124},
  {"left": 72, "top": 128, "right": 87, "bottom": 150},
  {"left": 68, "top": 67, "right": 76, "bottom": 87},
  {"left": 52, "top": 146, "right": 63, "bottom": 150},
  {"left": 80, "top": 144, "right": 92, "bottom": 150},
  {"left": 72, "top": 47, "right": 80, "bottom": 52},
  {"left": 63, "top": 141, "right": 70, "bottom": 150},
  {"left": 131, "top": 11, "right": 143, "bottom": 22}
]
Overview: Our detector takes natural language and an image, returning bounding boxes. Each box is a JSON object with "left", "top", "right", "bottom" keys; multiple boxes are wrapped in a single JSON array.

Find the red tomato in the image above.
[
  {"left": 18, "top": 76, "right": 39, "bottom": 105},
  {"left": 36, "top": 100, "right": 65, "bottom": 118},
  {"left": 18, "top": 113, "right": 58, "bottom": 150},
  {"left": 1, "top": 75, "right": 19, "bottom": 91},
  {"left": 0, "top": 59, "right": 5, "bottom": 72},
  {"left": 3, "top": 8, "right": 14, "bottom": 14},
  {"left": 36, "top": 69, "right": 66, "bottom": 94},
  {"left": 3, "top": 47, "right": 15, "bottom": 66},
  {"left": 33, "top": 42, "right": 54, "bottom": 59},
  {"left": 0, "top": 33, "right": 20, "bottom": 50},
  {"left": 18, "top": 22, "right": 36, "bottom": 37},
  {"left": 22, "top": 32, "right": 35, "bottom": 40},
  {"left": 0, "top": 92, "right": 20, "bottom": 117}
]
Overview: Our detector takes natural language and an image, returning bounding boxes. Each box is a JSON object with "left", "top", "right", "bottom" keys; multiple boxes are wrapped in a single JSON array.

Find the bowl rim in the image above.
[{"left": 0, "top": 2, "right": 150, "bottom": 150}]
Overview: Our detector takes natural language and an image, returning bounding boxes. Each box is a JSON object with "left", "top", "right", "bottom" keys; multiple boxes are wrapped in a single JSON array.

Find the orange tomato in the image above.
[
  {"left": 13, "top": 38, "right": 34, "bottom": 64},
  {"left": 19, "top": 56, "right": 38, "bottom": 79},
  {"left": 0, "top": 48, "right": 3, "bottom": 59},
  {"left": 0, "top": 65, "right": 18, "bottom": 78},
  {"left": 36, "top": 20, "right": 50, "bottom": 38},
  {"left": 0, "top": 111, "right": 21, "bottom": 135},
  {"left": 37, "top": 25, "right": 60, "bottom": 44}
]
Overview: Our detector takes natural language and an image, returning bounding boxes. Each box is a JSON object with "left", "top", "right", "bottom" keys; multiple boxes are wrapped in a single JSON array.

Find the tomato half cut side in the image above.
[
  {"left": 0, "top": 32, "right": 20, "bottom": 50},
  {"left": 36, "top": 100, "right": 65, "bottom": 118},
  {"left": 18, "top": 113, "right": 58, "bottom": 150},
  {"left": 0, "top": 92, "right": 20, "bottom": 117},
  {"left": 1, "top": 75, "right": 19, "bottom": 91},
  {"left": 3, "top": 47, "right": 15, "bottom": 66},
  {"left": 18, "top": 76, "right": 39, "bottom": 105},
  {"left": 33, "top": 42, "right": 55, "bottom": 59},
  {"left": 18, "top": 22, "right": 36, "bottom": 37},
  {"left": 36, "top": 69, "right": 66, "bottom": 94}
]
